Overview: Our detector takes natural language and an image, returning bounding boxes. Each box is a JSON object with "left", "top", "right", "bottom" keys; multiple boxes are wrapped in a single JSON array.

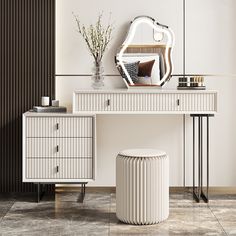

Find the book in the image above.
[{"left": 33, "top": 106, "right": 67, "bottom": 113}]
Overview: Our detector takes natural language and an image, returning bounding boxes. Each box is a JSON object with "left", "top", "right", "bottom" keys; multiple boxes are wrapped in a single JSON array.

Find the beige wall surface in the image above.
[{"left": 56, "top": 0, "right": 236, "bottom": 186}]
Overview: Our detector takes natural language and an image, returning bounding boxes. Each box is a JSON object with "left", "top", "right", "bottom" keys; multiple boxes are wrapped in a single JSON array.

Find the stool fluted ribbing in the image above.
[{"left": 116, "top": 149, "right": 169, "bottom": 225}]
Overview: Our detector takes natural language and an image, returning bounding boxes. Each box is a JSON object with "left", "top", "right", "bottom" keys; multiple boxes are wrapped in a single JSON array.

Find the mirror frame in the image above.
[{"left": 116, "top": 16, "right": 175, "bottom": 87}]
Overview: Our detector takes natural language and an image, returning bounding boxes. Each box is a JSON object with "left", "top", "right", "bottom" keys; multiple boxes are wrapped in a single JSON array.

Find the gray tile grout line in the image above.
[{"left": 208, "top": 204, "right": 228, "bottom": 236}]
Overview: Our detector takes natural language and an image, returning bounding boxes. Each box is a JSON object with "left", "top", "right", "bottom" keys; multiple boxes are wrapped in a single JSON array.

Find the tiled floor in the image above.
[{"left": 0, "top": 190, "right": 236, "bottom": 235}]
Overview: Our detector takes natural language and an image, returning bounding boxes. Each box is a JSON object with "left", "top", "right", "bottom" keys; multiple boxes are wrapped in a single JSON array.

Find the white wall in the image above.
[
  {"left": 184, "top": 0, "right": 236, "bottom": 186},
  {"left": 185, "top": 77, "right": 236, "bottom": 186},
  {"left": 56, "top": 0, "right": 236, "bottom": 186},
  {"left": 56, "top": 0, "right": 183, "bottom": 75},
  {"left": 186, "top": 0, "right": 236, "bottom": 75}
]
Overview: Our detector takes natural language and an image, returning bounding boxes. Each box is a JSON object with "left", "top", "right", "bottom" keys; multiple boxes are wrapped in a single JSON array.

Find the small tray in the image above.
[
  {"left": 33, "top": 106, "right": 67, "bottom": 113},
  {"left": 177, "top": 86, "right": 206, "bottom": 90}
]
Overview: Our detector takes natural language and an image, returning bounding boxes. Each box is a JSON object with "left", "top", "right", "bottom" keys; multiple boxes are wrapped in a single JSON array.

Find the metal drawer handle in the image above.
[
  {"left": 56, "top": 123, "right": 59, "bottom": 130},
  {"left": 56, "top": 145, "right": 59, "bottom": 152},
  {"left": 177, "top": 99, "right": 180, "bottom": 106},
  {"left": 56, "top": 166, "right": 59, "bottom": 173},
  {"left": 107, "top": 99, "right": 110, "bottom": 106}
]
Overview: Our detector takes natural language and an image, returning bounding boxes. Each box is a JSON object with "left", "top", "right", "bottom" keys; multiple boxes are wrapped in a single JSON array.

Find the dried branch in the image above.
[{"left": 73, "top": 12, "right": 114, "bottom": 64}]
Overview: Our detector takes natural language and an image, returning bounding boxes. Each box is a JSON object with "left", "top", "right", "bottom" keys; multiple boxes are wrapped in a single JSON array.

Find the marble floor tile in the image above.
[
  {"left": 110, "top": 207, "right": 224, "bottom": 234},
  {"left": 217, "top": 221, "right": 236, "bottom": 236},
  {"left": 1, "top": 191, "right": 236, "bottom": 235},
  {"left": 0, "top": 193, "right": 110, "bottom": 236},
  {"left": 209, "top": 197, "right": 236, "bottom": 223},
  {"left": 211, "top": 208, "right": 236, "bottom": 222},
  {"left": 109, "top": 216, "right": 225, "bottom": 236},
  {"left": 0, "top": 200, "right": 14, "bottom": 222},
  {"left": 109, "top": 194, "right": 225, "bottom": 235}
]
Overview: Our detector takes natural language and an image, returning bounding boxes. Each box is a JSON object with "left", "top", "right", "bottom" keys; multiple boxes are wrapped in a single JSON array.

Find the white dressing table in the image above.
[
  {"left": 23, "top": 89, "right": 217, "bottom": 203},
  {"left": 73, "top": 89, "right": 217, "bottom": 203}
]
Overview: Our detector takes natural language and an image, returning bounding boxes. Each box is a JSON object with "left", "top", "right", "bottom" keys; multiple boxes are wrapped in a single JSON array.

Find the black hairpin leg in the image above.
[
  {"left": 193, "top": 116, "right": 199, "bottom": 202},
  {"left": 191, "top": 114, "right": 213, "bottom": 203},
  {"left": 77, "top": 182, "right": 88, "bottom": 203},
  {"left": 201, "top": 116, "right": 209, "bottom": 202},
  {"left": 36, "top": 183, "right": 45, "bottom": 203}
]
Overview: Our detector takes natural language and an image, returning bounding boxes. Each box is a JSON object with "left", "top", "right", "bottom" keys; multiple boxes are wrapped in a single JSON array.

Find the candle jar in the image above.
[{"left": 41, "top": 96, "right": 50, "bottom": 106}]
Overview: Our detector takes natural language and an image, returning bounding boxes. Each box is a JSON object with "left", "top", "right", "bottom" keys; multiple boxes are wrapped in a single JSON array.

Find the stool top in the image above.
[{"left": 118, "top": 149, "right": 166, "bottom": 158}]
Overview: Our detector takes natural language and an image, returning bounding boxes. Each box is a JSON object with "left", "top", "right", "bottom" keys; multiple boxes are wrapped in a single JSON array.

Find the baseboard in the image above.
[{"left": 56, "top": 186, "right": 236, "bottom": 194}]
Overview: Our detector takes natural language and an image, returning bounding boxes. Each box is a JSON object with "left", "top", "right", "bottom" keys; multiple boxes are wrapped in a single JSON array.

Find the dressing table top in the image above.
[{"left": 74, "top": 89, "right": 217, "bottom": 94}]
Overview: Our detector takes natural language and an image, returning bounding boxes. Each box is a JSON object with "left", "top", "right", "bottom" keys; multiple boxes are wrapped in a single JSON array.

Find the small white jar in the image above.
[{"left": 41, "top": 96, "right": 50, "bottom": 106}]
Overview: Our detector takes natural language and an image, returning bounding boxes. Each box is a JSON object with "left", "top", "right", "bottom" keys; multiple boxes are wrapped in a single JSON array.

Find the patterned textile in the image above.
[{"left": 119, "top": 61, "right": 140, "bottom": 83}]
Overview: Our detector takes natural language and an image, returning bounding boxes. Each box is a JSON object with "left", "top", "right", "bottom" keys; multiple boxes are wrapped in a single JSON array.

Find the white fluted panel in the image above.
[
  {"left": 23, "top": 114, "right": 95, "bottom": 182},
  {"left": 26, "top": 158, "right": 92, "bottom": 179},
  {"left": 74, "top": 91, "right": 217, "bottom": 113},
  {"left": 26, "top": 117, "right": 93, "bottom": 137},
  {"left": 178, "top": 93, "right": 215, "bottom": 112},
  {"left": 116, "top": 154, "right": 169, "bottom": 225},
  {"left": 26, "top": 138, "right": 92, "bottom": 158}
]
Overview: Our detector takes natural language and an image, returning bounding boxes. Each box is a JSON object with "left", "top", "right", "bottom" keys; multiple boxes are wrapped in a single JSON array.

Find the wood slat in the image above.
[{"left": 0, "top": 0, "right": 55, "bottom": 192}]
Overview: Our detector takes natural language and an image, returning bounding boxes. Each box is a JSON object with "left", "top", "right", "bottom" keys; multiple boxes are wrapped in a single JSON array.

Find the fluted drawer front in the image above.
[
  {"left": 26, "top": 138, "right": 92, "bottom": 158},
  {"left": 26, "top": 117, "right": 93, "bottom": 137},
  {"left": 26, "top": 158, "right": 93, "bottom": 179},
  {"left": 116, "top": 155, "right": 169, "bottom": 225},
  {"left": 178, "top": 93, "right": 216, "bottom": 112},
  {"left": 74, "top": 92, "right": 216, "bottom": 113},
  {"left": 76, "top": 93, "right": 178, "bottom": 112}
]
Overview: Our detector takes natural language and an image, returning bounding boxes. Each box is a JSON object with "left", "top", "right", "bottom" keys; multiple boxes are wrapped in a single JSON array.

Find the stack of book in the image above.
[
  {"left": 32, "top": 106, "right": 67, "bottom": 113},
  {"left": 177, "top": 76, "right": 206, "bottom": 90}
]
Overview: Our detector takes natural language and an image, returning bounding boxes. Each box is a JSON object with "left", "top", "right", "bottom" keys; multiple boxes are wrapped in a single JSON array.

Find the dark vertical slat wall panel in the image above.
[{"left": 0, "top": 0, "right": 55, "bottom": 192}]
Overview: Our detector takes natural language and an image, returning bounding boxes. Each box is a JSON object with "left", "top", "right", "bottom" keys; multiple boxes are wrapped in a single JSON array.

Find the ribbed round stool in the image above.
[{"left": 116, "top": 149, "right": 169, "bottom": 225}]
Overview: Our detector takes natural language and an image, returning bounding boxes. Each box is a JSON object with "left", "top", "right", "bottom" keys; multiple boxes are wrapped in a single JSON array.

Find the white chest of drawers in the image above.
[
  {"left": 23, "top": 113, "right": 95, "bottom": 183},
  {"left": 73, "top": 90, "right": 217, "bottom": 114}
]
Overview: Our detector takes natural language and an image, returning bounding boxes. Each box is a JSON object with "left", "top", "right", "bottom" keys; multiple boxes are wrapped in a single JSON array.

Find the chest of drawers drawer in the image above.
[
  {"left": 26, "top": 116, "right": 93, "bottom": 137},
  {"left": 26, "top": 138, "right": 92, "bottom": 158},
  {"left": 26, "top": 158, "right": 93, "bottom": 179}
]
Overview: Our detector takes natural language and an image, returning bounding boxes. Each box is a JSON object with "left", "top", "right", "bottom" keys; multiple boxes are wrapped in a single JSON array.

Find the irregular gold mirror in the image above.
[{"left": 115, "top": 16, "right": 174, "bottom": 88}]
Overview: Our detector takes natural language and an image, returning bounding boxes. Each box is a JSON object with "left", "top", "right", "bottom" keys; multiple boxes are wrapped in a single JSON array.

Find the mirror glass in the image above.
[{"left": 115, "top": 16, "right": 174, "bottom": 88}]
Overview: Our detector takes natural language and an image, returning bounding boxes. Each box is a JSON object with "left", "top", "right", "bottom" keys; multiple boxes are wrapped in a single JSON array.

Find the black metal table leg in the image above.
[
  {"left": 198, "top": 116, "right": 201, "bottom": 200},
  {"left": 36, "top": 183, "right": 47, "bottom": 203},
  {"left": 36, "top": 183, "right": 46, "bottom": 203},
  {"left": 37, "top": 183, "right": 40, "bottom": 203},
  {"left": 201, "top": 115, "right": 210, "bottom": 203},
  {"left": 77, "top": 182, "right": 88, "bottom": 203},
  {"left": 193, "top": 116, "right": 195, "bottom": 197},
  {"left": 207, "top": 116, "right": 209, "bottom": 198},
  {"left": 193, "top": 116, "right": 200, "bottom": 202},
  {"left": 191, "top": 114, "right": 214, "bottom": 203}
]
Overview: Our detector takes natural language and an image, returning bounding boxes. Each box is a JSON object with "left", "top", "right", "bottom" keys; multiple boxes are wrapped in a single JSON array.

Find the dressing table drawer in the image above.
[
  {"left": 178, "top": 93, "right": 216, "bottom": 112},
  {"left": 26, "top": 116, "right": 93, "bottom": 137},
  {"left": 26, "top": 158, "right": 93, "bottom": 179},
  {"left": 73, "top": 91, "right": 217, "bottom": 113},
  {"left": 26, "top": 138, "right": 92, "bottom": 158},
  {"left": 74, "top": 93, "right": 179, "bottom": 112}
]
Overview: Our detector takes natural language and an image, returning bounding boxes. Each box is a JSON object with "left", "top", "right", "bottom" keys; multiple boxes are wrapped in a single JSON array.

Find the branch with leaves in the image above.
[{"left": 73, "top": 13, "right": 114, "bottom": 65}]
